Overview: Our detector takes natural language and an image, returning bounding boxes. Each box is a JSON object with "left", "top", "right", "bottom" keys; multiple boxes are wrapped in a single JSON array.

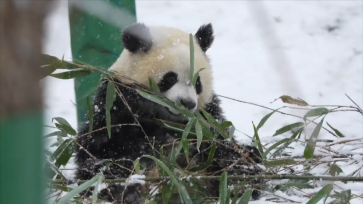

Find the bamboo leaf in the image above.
[
  {"left": 189, "top": 143, "right": 216, "bottom": 172},
  {"left": 92, "top": 175, "right": 104, "bottom": 203},
  {"left": 195, "top": 120, "right": 203, "bottom": 151},
  {"left": 50, "top": 142, "right": 59, "bottom": 148},
  {"left": 50, "top": 69, "right": 92, "bottom": 79},
  {"left": 175, "top": 103, "right": 194, "bottom": 118},
  {"left": 273, "top": 122, "right": 305, "bottom": 136},
  {"left": 231, "top": 182, "right": 247, "bottom": 204},
  {"left": 190, "top": 196, "right": 204, "bottom": 204},
  {"left": 221, "top": 121, "right": 235, "bottom": 138},
  {"left": 226, "top": 189, "right": 231, "bottom": 204},
  {"left": 201, "top": 109, "right": 223, "bottom": 130},
  {"left": 221, "top": 121, "right": 233, "bottom": 129},
  {"left": 50, "top": 184, "right": 73, "bottom": 192},
  {"left": 87, "top": 96, "right": 93, "bottom": 137},
  {"left": 263, "top": 138, "right": 291, "bottom": 158},
  {"left": 187, "top": 178, "right": 211, "bottom": 197},
  {"left": 264, "top": 158, "right": 296, "bottom": 167},
  {"left": 41, "top": 54, "right": 60, "bottom": 66},
  {"left": 44, "top": 160, "right": 56, "bottom": 178},
  {"left": 219, "top": 171, "right": 228, "bottom": 204},
  {"left": 106, "top": 81, "right": 116, "bottom": 138},
  {"left": 41, "top": 54, "right": 79, "bottom": 70},
  {"left": 238, "top": 188, "right": 252, "bottom": 204},
  {"left": 192, "top": 68, "right": 205, "bottom": 87},
  {"left": 306, "top": 184, "right": 333, "bottom": 204},
  {"left": 253, "top": 109, "right": 280, "bottom": 155},
  {"left": 271, "top": 129, "right": 302, "bottom": 158},
  {"left": 304, "top": 117, "right": 325, "bottom": 159},
  {"left": 148, "top": 77, "right": 160, "bottom": 94},
  {"left": 137, "top": 90, "right": 180, "bottom": 114},
  {"left": 57, "top": 135, "right": 64, "bottom": 146},
  {"left": 329, "top": 164, "right": 343, "bottom": 177},
  {"left": 195, "top": 111, "right": 214, "bottom": 140},
  {"left": 51, "top": 139, "right": 76, "bottom": 168},
  {"left": 303, "top": 108, "right": 329, "bottom": 121},
  {"left": 232, "top": 194, "right": 239, "bottom": 204},
  {"left": 278, "top": 183, "right": 313, "bottom": 191},
  {"left": 134, "top": 158, "right": 140, "bottom": 174},
  {"left": 253, "top": 122, "right": 264, "bottom": 155},
  {"left": 57, "top": 175, "right": 101, "bottom": 204},
  {"left": 178, "top": 192, "right": 184, "bottom": 204},
  {"left": 54, "top": 123, "right": 75, "bottom": 136},
  {"left": 41, "top": 54, "right": 79, "bottom": 78},
  {"left": 326, "top": 122, "right": 345, "bottom": 138},
  {"left": 162, "top": 183, "right": 175, "bottom": 204},
  {"left": 257, "top": 109, "right": 279, "bottom": 130},
  {"left": 338, "top": 189, "right": 351, "bottom": 204},
  {"left": 45, "top": 160, "right": 66, "bottom": 180},
  {"left": 154, "top": 119, "right": 196, "bottom": 136},
  {"left": 273, "top": 95, "right": 309, "bottom": 106},
  {"left": 42, "top": 64, "right": 58, "bottom": 77},
  {"left": 182, "top": 118, "right": 197, "bottom": 161},
  {"left": 167, "top": 142, "right": 183, "bottom": 170},
  {"left": 233, "top": 181, "right": 247, "bottom": 189},
  {"left": 44, "top": 131, "right": 67, "bottom": 138},
  {"left": 52, "top": 117, "right": 77, "bottom": 136},
  {"left": 199, "top": 120, "right": 214, "bottom": 140},
  {"left": 143, "top": 155, "right": 192, "bottom": 204},
  {"left": 201, "top": 109, "right": 228, "bottom": 138},
  {"left": 189, "top": 34, "right": 194, "bottom": 84}
]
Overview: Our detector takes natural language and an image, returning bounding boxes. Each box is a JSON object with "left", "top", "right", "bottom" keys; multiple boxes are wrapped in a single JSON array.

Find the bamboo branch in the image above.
[
  {"left": 217, "top": 94, "right": 339, "bottom": 137},
  {"left": 51, "top": 174, "right": 363, "bottom": 185}
]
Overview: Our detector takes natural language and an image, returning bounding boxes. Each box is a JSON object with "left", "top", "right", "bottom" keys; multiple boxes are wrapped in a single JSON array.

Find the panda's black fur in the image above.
[
  {"left": 122, "top": 23, "right": 153, "bottom": 53},
  {"left": 75, "top": 23, "right": 263, "bottom": 204},
  {"left": 195, "top": 24, "right": 214, "bottom": 52}
]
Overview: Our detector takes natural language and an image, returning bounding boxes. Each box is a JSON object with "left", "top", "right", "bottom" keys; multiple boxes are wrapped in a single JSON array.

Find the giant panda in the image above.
[{"left": 75, "top": 23, "right": 263, "bottom": 203}]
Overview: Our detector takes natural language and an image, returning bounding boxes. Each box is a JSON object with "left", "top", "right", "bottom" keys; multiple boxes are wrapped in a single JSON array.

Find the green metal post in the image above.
[{"left": 68, "top": 0, "right": 137, "bottom": 126}]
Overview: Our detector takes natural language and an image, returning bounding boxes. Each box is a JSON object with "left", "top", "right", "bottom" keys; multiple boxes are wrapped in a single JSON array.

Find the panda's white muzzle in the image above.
[{"left": 163, "top": 83, "right": 198, "bottom": 112}]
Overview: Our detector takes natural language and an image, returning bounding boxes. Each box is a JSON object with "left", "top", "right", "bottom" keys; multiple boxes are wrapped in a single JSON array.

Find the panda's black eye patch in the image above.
[
  {"left": 158, "top": 72, "right": 178, "bottom": 92},
  {"left": 195, "top": 76, "right": 203, "bottom": 95}
]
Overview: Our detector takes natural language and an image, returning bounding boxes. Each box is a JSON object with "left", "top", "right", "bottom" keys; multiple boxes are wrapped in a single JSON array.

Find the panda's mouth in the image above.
[
  {"left": 168, "top": 101, "right": 197, "bottom": 115},
  {"left": 180, "top": 99, "right": 197, "bottom": 112}
]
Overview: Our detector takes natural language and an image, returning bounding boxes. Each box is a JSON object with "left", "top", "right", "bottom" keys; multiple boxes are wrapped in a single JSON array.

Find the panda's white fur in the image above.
[{"left": 109, "top": 26, "right": 213, "bottom": 110}]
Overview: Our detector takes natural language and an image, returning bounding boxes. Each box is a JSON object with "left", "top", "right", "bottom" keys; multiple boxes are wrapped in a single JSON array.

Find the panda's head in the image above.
[{"left": 110, "top": 23, "right": 215, "bottom": 112}]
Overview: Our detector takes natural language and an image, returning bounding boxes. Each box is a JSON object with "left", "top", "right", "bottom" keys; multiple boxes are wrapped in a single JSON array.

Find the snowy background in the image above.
[{"left": 43, "top": 1, "right": 362, "bottom": 203}]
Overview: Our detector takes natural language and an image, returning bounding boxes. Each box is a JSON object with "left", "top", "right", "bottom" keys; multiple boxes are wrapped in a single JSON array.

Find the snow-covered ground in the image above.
[{"left": 43, "top": 0, "right": 362, "bottom": 203}]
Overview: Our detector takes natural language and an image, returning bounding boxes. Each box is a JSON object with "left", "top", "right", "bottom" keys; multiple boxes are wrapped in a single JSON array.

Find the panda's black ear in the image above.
[
  {"left": 122, "top": 23, "right": 153, "bottom": 53},
  {"left": 195, "top": 23, "right": 214, "bottom": 52}
]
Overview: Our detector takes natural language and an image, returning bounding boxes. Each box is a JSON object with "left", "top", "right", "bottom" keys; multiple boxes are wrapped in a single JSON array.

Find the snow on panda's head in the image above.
[{"left": 110, "top": 23, "right": 214, "bottom": 111}]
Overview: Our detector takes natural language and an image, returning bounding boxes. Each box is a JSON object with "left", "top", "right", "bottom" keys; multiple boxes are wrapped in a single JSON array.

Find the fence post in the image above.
[
  {"left": 0, "top": 1, "right": 47, "bottom": 204},
  {"left": 68, "top": 0, "right": 137, "bottom": 126}
]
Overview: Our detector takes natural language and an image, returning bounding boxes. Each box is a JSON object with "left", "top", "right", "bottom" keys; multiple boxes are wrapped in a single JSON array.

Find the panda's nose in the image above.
[{"left": 180, "top": 99, "right": 196, "bottom": 110}]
